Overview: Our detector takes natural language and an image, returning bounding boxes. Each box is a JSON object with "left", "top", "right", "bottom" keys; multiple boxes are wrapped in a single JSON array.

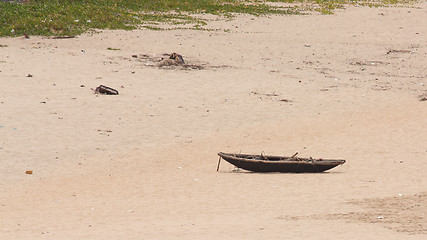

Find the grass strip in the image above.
[{"left": 0, "top": 0, "right": 419, "bottom": 37}]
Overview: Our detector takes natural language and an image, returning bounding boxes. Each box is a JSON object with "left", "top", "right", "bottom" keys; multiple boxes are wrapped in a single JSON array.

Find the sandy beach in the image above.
[{"left": 1, "top": 2, "right": 426, "bottom": 239}]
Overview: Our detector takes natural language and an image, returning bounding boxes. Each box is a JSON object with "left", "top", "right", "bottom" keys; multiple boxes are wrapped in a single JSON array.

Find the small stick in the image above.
[
  {"left": 216, "top": 156, "right": 222, "bottom": 171},
  {"left": 291, "top": 152, "right": 299, "bottom": 158}
]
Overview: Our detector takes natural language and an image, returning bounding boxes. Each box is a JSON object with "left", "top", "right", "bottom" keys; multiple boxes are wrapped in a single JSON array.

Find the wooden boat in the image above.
[{"left": 217, "top": 152, "right": 346, "bottom": 173}]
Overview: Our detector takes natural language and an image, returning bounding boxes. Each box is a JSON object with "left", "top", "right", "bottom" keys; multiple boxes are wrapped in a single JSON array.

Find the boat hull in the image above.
[{"left": 218, "top": 152, "right": 345, "bottom": 173}]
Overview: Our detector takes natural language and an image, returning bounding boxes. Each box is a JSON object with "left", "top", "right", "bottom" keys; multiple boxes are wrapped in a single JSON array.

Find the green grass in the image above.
[{"left": 0, "top": 0, "right": 419, "bottom": 37}]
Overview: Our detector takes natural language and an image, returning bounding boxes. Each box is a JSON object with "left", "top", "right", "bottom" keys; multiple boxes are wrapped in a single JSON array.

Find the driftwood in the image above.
[
  {"left": 94, "top": 85, "right": 119, "bottom": 95},
  {"left": 158, "top": 52, "right": 185, "bottom": 67},
  {"left": 169, "top": 53, "right": 185, "bottom": 64}
]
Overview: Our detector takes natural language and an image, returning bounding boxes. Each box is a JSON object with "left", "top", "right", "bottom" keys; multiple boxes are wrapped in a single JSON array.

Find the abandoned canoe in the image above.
[{"left": 217, "top": 152, "right": 346, "bottom": 173}]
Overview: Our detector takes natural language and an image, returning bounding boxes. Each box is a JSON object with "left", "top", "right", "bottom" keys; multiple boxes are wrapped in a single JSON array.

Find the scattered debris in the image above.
[
  {"left": 251, "top": 91, "right": 292, "bottom": 104},
  {"left": 386, "top": 49, "right": 412, "bottom": 54},
  {"left": 26, "top": 74, "right": 33, "bottom": 77},
  {"left": 350, "top": 60, "right": 388, "bottom": 66},
  {"left": 418, "top": 93, "right": 427, "bottom": 101},
  {"left": 126, "top": 52, "right": 222, "bottom": 70},
  {"left": 52, "top": 36, "right": 76, "bottom": 39},
  {"left": 97, "top": 129, "right": 112, "bottom": 136},
  {"left": 94, "top": 85, "right": 119, "bottom": 95},
  {"left": 372, "top": 83, "right": 391, "bottom": 91},
  {"left": 25, "top": 170, "right": 33, "bottom": 175},
  {"left": 251, "top": 91, "right": 279, "bottom": 97}
]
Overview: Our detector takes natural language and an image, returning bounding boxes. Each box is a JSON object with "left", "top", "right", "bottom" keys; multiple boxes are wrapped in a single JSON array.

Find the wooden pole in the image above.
[{"left": 216, "top": 156, "right": 222, "bottom": 171}]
